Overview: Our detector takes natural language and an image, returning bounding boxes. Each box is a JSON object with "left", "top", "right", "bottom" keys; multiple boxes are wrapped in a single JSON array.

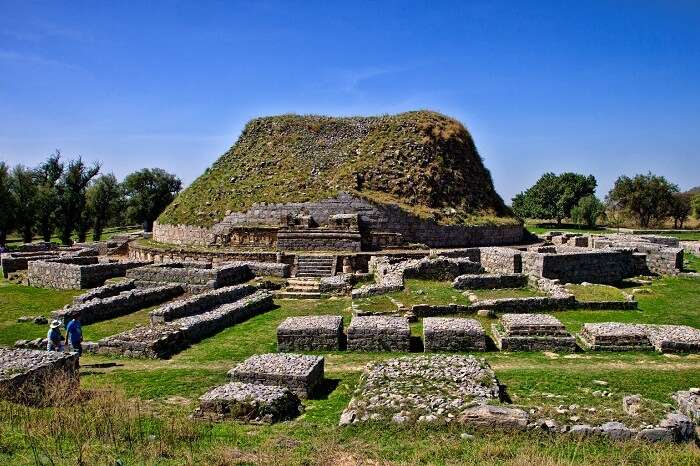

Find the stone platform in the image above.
[
  {"left": 195, "top": 381, "right": 302, "bottom": 423},
  {"left": 0, "top": 348, "right": 79, "bottom": 404},
  {"left": 423, "top": 318, "right": 486, "bottom": 352},
  {"left": 277, "top": 315, "right": 344, "bottom": 351},
  {"left": 228, "top": 353, "right": 324, "bottom": 398},
  {"left": 578, "top": 323, "right": 653, "bottom": 351},
  {"left": 346, "top": 315, "right": 410, "bottom": 352},
  {"left": 492, "top": 314, "right": 577, "bottom": 352},
  {"left": 643, "top": 325, "right": 700, "bottom": 354}
]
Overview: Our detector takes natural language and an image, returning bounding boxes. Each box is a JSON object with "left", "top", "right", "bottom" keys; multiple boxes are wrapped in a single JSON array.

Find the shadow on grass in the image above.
[{"left": 313, "top": 378, "right": 340, "bottom": 400}]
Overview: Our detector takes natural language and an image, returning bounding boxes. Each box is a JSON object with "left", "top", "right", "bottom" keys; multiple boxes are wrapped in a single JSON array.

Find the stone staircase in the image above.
[
  {"left": 275, "top": 278, "right": 323, "bottom": 299},
  {"left": 295, "top": 255, "right": 335, "bottom": 278}
]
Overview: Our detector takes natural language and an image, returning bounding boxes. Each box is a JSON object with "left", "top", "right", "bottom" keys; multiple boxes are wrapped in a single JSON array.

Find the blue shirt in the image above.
[
  {"left": 47, "top": 328, "right": 63, "bottom": 344},
  {"left": 65, "top": 319, "right": 82, "bottom": 344}
]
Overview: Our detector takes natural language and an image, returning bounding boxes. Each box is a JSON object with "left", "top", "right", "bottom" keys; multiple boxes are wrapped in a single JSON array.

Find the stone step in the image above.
[
  {"left": 274, "top": 291, "right": 324, "bottom": 299},
  {"left": 296, "top": 272, "right": 331, "bottom": 278}
]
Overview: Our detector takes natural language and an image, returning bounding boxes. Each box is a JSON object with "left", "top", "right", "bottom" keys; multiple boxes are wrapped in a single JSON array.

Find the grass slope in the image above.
[{"left": 158, "top": 111, "right": 514, "bottom": 228}]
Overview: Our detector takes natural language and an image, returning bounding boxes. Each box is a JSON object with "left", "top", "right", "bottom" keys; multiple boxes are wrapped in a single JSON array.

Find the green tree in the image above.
[
  {"left": 669, "top": 192, "right": 692, "bottom": 229},
  {"left": 123, "top": 168, "right": 181, "bottom": 232},
  {"left": 57, "top": 158, "right": 100, "bottom": 245},
  {"left": 511, "top": 172, "right": 597, "bottom": 223},
  {"left": 606, "top": 173, "right": 678, "bottom": 228},
  {"left": 10, "top": 165, "right": 40, "bottom": 243},
  {"left": 35, "top": 151, "right": 64, "bottom": 242},
  {"left": 571, "top": 195, "right": 605, "bottom": 228},
  {"left": 0, "top": 162, "right": 16, "bottom": 247},
  {"left": 693, "top": 194, "right": 700, "bottom": 220},
  {"left": 87, "top": 174, "right": 124, "bottom": 240}
]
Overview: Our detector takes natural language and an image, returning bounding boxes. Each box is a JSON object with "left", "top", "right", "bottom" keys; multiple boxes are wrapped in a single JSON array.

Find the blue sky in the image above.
[{"left": 1, "top": 1, "right": 699, "bottom": 202}]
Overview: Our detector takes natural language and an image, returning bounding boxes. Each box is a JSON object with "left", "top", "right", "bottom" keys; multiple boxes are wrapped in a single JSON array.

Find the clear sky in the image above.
[{"left": 1, "top": 0, "right": 699, "bottom": 203}]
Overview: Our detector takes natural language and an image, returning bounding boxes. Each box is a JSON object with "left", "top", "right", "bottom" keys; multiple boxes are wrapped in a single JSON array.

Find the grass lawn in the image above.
[
  {"left": 565, "top": 284, "right": 627, "bottom": 302},
  {"left": 6, "top": 225, "right": 142, "bottom": 249},
  {"left": 472, "top": 287, "right": 546, "bottom": 300},
  {"left": 1, "top": 271, "right": 700, "bottom": 464},
  {"left": 524, "top": 221, "right": 700, "bottom": 241},
  {"left": 353, "top": 279, "right": 470, "bottom": 311}
]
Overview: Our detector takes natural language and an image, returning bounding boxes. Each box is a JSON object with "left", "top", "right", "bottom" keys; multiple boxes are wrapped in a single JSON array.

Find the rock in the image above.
[
  {"left": 459, "top": 404, "right": 529, "bottom": 429},
  {"left": 476, "top": 309, "right": 495, "bottom": 318},
  {"left": 541, "top": 419, "right": 558, "bottom": 431},
  {"left": 636, "top": 428, "right": 675, "bottom": 443},
  {"left": 460, "top": 433, "right": 475, "bottom": 440},
  {"left": 658, "top": 413, "right": 695, "bottom": 442},
  {"left": 600, "top": 421, "right": 634, "bottom": 440},
  {"left": 622, "top": 394, "right": 642, "bottom": 416},
  {"left": 391, "top": 414, "right": 407, "bottom": 424},
  {"left": 593, "top": 380, "right": 608, "bottom": 386},
  {"left": 569, "top": 424, "right": 598, "bottom": 437},
  {"left": 33, "top": 316, "right": 48, "bottom": 325}
]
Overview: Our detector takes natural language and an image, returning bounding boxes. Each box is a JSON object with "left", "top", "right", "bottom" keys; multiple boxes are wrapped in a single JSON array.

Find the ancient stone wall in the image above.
[
  {"left": 480, "top": 247, "right": 522, "bottom": 274},
  {"left": 27, "top": 260, "right": 134, "bottom": 289},
  {"left": 521, "top": 250, "right": 638, "bottom": 284},
  {"left": 149, "top": 284, "right": 258, "bottom": 323},
  {"left": 0, "top": 348, "right": 79, "bottom": 404},
  {"left": 155, "top": 193, "right": 524, "bottom": 249},
  {"left": 453, "top": 273, "right": 527, "bottom": 290}
]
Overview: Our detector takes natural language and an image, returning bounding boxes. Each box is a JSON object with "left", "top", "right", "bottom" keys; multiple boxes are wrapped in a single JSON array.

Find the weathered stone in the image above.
[
  {"left": 277, "top": 315, "right": 344, "bottom": 351},
  {"left": 228, "top": 353, "right": 324, "bottom": 398},
  {"left": 0, "top": 348, "right": 79, "bottom": 405},
  {"left": 346, "top": 315, "right": 410, "bottom": 352},
  {"left": 195, "top": 381, "right": 302, "bottom": 423},
  {"left": 423, "top": 318, "right": 486, "bottom": 352},
  {"left": 492, "top": 314, "right": 576, "bottom": 352}
]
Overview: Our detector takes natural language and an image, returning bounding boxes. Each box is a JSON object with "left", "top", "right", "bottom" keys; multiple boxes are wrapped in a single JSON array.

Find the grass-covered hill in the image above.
[{"left": 158, "top": 111, "right": 515, "bottom": 228}]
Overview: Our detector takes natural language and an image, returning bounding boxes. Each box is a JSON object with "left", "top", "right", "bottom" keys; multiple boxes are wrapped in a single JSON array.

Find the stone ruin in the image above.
[
  {"left": 579, "top": 323, "right": 700, "bottom": 354},
  {"left": 195, "top": 381, "right": 302, "bottom": 423},
  {"left": 96, "top": 289, "right": 273, "bottom": 358},
  {"left": 27, "top": 257, "right": 151, "bottom": 289},
  {"left": 492, "top": 314, "right": 577, "bottom": 352},
  {"left": 346, "top": 315, "right": 411, "bottom": 352},
  {"left": 227, "top": 353, "right": 324, "bottom": 399},
  {"left": 423, "top": 318, "right": 487, "bottom": 352},
  {"left": 277, "top": 315, "right": 344, "bottom": 352},
  {"left": 0, "top": 348, "right": 79, "bottom": 405}
]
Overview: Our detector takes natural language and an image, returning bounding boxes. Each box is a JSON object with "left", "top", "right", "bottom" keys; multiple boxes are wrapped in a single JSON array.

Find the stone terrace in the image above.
[
  {"left": 0, "top": 348, "right": 79, "bottom": 404},
  {"left": 339, "top": 355, "right": 513, "bottom": 426},
  {"left": 126, "top": 261, "right": 253, "bottom": 292},
  {"left": 228, "top": 353, "right": 324, "bottom": 398},
  {"left": 28, "top": 258, "right": 150, "bottom": 289},
  {"left": 492, "top": 314, "right": 577, "bottom": 352},
  {"left": 578, "top": 323, "right": 654, "bottom": 351},
  {"left": 149, "top": 284, "right": 258, "bottom": 324},
  {"left": 277, "top": 315, "right": 344, "bottom": 352},
  {"left": 346, "top": 315, "right": 411, "bottom": 352},
  {"left": 423, "top": 318, "right": 487, "bottom": 352},
  {"left": 53, "top": 283, "right": 184, "bottom": 325},
  {"left": 641, "top": 325, "right": 700, "bottom": 353},
  {"left": 196, "top": 381, "right": 302, "bottom": 423}
]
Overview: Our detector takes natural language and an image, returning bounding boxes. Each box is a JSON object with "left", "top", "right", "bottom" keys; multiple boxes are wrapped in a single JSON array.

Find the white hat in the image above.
[{"left": 50, "top": 319, "right": 61, "bottom": 329}]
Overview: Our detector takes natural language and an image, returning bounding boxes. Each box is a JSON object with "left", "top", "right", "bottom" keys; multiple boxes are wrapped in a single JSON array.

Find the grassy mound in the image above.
[{"left": 158, "top": 111, "right": 514, "bottom": 228}]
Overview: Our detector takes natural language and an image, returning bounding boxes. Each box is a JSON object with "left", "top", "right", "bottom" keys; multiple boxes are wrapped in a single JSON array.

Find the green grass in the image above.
[
  {"left": 353, "top": 279, "right": 470, "bottom": 312},
  {"left": 1, "top": 272, "right": 700, "bottom": 464},
  {"left": 565, "top": 284, "right": 627, "bottom": 302},
  {"left": 472, "top": 287, "right": 545, "bottom": 300},
  {"left": 524, "top": 221, "right": 700, "bottom": 241}
]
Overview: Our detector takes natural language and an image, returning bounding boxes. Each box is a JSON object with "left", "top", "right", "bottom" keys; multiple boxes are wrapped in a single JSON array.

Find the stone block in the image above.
[
  {"left": 228, "top": 353, "right": 324, "bottom": 398},
  {"left": 423, "top": 317, "right": 486, "bottom": 352},
  {"left": 277, "top": 315, "right": 344, "bottom": 351},
  {"left": 346, "top": 315, "right": 410, "bottom": 352},
  {"left": 578, "top": 323, "right": 653, "bottom": 351},
  {"left": 196, "top": 381, "right": 301, "bottom": 423},
  {"left": 492, "top": 314, "right": 576, "bottom": 352}
]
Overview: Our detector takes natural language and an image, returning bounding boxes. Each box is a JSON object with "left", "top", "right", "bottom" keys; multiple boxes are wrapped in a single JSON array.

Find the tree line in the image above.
[
  {"left": 0, "top": 151, "right": 181, "bottom": 247},
  {"left": 512, "top": 172, "right": 699, "bottom": 229}
]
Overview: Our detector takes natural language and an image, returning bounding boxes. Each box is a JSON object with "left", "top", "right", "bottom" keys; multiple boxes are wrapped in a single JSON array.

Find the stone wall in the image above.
[
  {"left": 155, "top": 193, "right": 524, "bottom": 249},
  {"left": 126, "top": 262, "right": 253, "bottom": 291},
  {"left": 52, "top": 284, "right": 184, "bottom": 325},
  {"left": 27, "top": 260, "right": 139, "bottom": 289},
  {"left": 480, "top": 247, "right": 522, "bottom": 274},
  {"left": 73, "top": 280, "right": 137, "bottom": 304},
  {"left": 149, "top": 284, "right": 258, "bottom": 323},
  {"left": 521, "top": 250, "right": 639, "bottom": 284},
  {"left": 0, "top": 348, "right": 79, "bottom": 405},
  {"left": 453, "top": 273, "right": 527, "bottom": 290}
]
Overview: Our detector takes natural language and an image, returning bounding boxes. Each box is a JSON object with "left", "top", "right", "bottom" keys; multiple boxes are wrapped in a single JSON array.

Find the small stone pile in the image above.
[
  {"left": 423, "top": 318, "right": 486, "bottom": 352},
  {"left": 228, "top": 353, "right": 324, "bottom": 398},
  {"left": 339, "top": 355, "right": 514, "bottom": 426},
  {"left": 277, "top": 315, "right": 344, "bottom": 351},
  {"left": 673, "top": 388, "right": 700, "bottom": 424},
  {"left": 0, "top": 348, "right": 79, "bottom": 404},
  {"left": 492, "top": 314, "right": 576, "bottom": 352},
  {"left": 195, "top": 381, "right": 302, "bottom": 423},
  {"left": 578, "top": 323, "right": 653, "bottom": 351},
  {"left": 346, "top": 315, "right": 410, "bottom": 352}
]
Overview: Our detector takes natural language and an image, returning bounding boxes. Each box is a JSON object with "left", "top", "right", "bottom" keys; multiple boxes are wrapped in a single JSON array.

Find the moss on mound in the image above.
[{"left": 158, "top": 111, "right": 514, "bottom": 228}]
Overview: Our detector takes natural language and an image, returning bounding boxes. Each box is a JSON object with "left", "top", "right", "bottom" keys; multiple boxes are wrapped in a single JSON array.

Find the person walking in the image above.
[
  {"left": 65, "top": 313, "right": 83, "bottom": 357},
  {"left": 46, "top": 320, "right": 65, "bottom": 352}
]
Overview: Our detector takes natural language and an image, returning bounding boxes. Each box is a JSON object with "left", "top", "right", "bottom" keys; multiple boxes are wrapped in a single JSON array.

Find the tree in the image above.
[
  {"left": 86, "top": 174, "right": 123, "bottom": 241},
  {"left": 35, "top": 151, "right": 65, "bottom": 242},
  {"left": 571, "top": 195, "right": 605, "bottom": 228},
  {"left": 669, "top": 192, "right": 692, "bottom": 229},
  {"left": 606, "top": 173, "right": 678, "bottom": 228},
  {"left": 123, "top": 168, "right": 181, "bottom": 232},
  {"left": 511, "top": 172, "right": 597, "bottom": 223},
  {"left": 0, "top": 162, "right": 16, "bottom": 247},
  {"left": 9, "top": 165, "right": 40, "bottom": 243},
  {"left": 693, "top": 194, "right": 700, "bottom": 220},
  {"left": 56, "top": 157, "right": 100, "bottom": 245}
]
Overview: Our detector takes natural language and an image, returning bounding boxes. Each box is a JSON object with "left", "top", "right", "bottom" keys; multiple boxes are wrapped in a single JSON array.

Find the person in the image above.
[
  {"left": 65, "top": 313, "right": 83, "bottom": 357},
  {"left": 47, "top": 319, "right": 65, "bottom": 352}
]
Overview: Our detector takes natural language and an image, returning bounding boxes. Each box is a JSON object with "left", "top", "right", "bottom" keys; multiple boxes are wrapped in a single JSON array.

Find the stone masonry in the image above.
[
  {"left": 346, "top": 316, "right": 411, "bottom": 352},
  {"left": 196, "top": 381, "right": 302, "bottom": 423},
  {"left": 149, "top": 284, "right": 258, "bottom": 324},
  {"left": 453, "top": 273, "right": 527, "bottom": 290},
  {"left": 277, "top": 315, "right": 344, "bottom": 352},
  {"left": 126, "top": 262, "right": 253, "bottom": 292},
  {"left": 228, "top": 353, "right": 324, "bottom": 398},
  {"left": 491, "top": 314, "right": 577, "bottom": 352},
  {"left": 423, "top": 318, "right": 487, "bottom": 352},
  {"left": 0, "top": 348, "right": 79, "bottom": 404},
  {"left": 52, "top": 283, "right": 184, "bottom": 325},
  {"left": 28, "top": 259, "right": 150, "bottom": 289},
  {"left": 578, "top": 323, "right": 654, "bottom": 351}
]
